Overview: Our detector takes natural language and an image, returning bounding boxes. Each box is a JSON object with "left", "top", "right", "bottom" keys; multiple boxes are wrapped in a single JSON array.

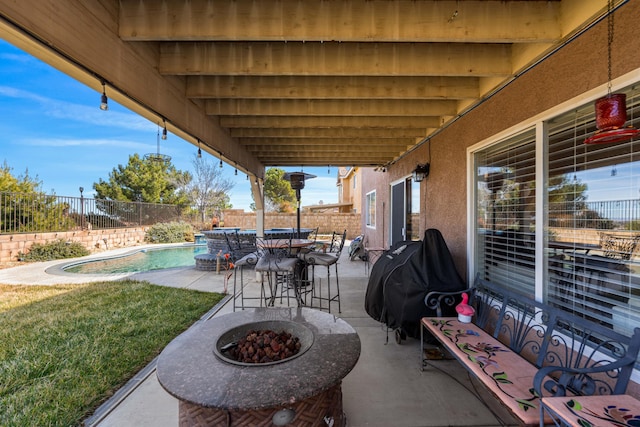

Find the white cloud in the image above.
[
  {"left": 21, "top": 137, "right": 151, "bottom": 150},
  {"left": 0, "top": 85, "right": 155, "bottom": 132}
]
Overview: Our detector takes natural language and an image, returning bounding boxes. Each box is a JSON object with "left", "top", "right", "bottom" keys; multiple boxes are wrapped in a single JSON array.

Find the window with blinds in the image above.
[
  {"left": 546, "top": 85, "right": 640, "bottom": 334},
  {"left": 474, "top": 129, "right": 537, "bottom": 297}
]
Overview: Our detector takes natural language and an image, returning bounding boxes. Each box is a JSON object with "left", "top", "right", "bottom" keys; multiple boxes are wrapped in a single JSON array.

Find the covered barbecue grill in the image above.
[{"left": 364, "top": 229, "right": 466, "bottom": 342}]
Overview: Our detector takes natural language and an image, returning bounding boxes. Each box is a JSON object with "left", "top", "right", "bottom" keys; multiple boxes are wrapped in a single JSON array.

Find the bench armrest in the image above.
[
  {"left": 533, "top": 355, "right": 638, "bottom": 398},
  {"left": 424, "top": 288, "right": 473, "bottom": 317}
]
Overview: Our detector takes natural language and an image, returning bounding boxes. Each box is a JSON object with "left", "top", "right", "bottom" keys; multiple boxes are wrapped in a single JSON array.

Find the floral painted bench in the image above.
[{"left": 420, "top": 275, "right": 640, "bottom": 427}]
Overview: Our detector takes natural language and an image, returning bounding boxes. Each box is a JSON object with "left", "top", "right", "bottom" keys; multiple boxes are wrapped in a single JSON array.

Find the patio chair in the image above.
[
  {"left": 254, "top": 236, "right": 302, "bottom": 307},
  {"left": 232, "top": 248, "right": 268, "bottom": 311},
  {"left": 223, "top": 230, "right": 242, "bottom": 261},
  {"left": 577, "top": 232, "right": 640, "bottom": 307},
  {"left": 298, "top": 226, "right": 319, "bottom": 255},
  {"left": 298, "top": 230, "right": 346, "bottom": 313}
]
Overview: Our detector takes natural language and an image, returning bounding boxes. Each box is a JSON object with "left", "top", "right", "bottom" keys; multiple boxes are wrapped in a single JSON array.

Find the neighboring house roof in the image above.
[{"left": 303, "top": 202, "right": 353, "bottom": 212}]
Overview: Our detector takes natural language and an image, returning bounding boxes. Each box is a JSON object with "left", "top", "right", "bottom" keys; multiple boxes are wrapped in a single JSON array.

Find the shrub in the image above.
[
  {"left": 144, "top": 221, "right": 195, "bottom": 243},
  {"left": 19, "top": 239, "right": 90, "bottom": 262}
]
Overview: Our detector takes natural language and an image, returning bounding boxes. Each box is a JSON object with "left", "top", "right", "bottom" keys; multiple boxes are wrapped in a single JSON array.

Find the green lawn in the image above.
[{"left": 0, "top": 281, "right": 224, "bottom": 427}]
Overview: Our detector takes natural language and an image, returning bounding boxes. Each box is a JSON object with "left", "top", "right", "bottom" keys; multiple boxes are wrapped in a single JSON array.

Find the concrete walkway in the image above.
[{"left": 0, "top": 246, "right": 517, "bottom": 427}]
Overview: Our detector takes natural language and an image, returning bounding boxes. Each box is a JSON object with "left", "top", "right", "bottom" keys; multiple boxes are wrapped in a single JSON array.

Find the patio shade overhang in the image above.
[{"left": 0, "top": 0, "right": 625, "bottom": 177}]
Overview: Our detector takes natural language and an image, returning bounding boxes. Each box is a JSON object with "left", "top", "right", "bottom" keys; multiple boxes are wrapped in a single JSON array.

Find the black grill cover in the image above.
[{"left": 364, "top": 229, "right": 466, "bottom": 338}]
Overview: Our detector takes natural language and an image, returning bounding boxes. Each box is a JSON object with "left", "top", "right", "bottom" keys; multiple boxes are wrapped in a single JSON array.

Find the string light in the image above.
[{"left": 100, "top": 81, "right": 108, "bottom": 111}]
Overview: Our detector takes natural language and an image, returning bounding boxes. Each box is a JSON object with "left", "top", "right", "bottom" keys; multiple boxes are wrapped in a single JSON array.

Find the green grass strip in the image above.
[{"left": 0, "top": 281, "right": 224, "bottom": 427}]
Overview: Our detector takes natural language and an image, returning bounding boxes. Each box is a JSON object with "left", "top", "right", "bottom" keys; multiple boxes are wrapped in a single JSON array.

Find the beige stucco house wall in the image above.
[{"left": 360, "top": 0, "right": 640, "bottom": 280}]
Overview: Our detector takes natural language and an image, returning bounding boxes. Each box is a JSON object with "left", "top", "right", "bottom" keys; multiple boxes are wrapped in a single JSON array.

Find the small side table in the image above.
[
  {"left": 364, "top": 247, "right": 386, "bottom": 276},
  {"left": 541, "top": 394, "right": 640, "bottom": 427}
]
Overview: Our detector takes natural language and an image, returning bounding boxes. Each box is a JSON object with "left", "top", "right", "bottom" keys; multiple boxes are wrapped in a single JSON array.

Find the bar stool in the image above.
[
  {"left": 232, "top": 250, "right": 268, "bottom": 311},
  {"left": 255, "top": 237, "right": 301, "bottom": 307},
  {"left": 299, "top": 230, "right": 346, "bottom": 313}
]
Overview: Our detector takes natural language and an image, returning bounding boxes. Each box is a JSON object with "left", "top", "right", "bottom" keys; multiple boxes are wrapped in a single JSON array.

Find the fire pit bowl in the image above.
[
  {"left": 157, "top": 308, "right": 360, "bottom": 427},
  {"left": 213, "top": 320, "right": 314, "bottom": 366}
]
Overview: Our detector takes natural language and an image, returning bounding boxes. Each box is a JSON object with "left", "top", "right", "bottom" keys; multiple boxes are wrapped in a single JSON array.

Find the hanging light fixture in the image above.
[
  {"left": 144, "top": 125, "right": 172, "bottom": 164},
  {"left": 100, "top": 81, "right": 109, "bottom": 111},
  {"left": 161, "top": 119, "right": 168, "bottom": 140},
  {"left": 219, "top": 158, "right": 223, "bottom": 168},
  {"left": 585, "top": 0, "right": 640, "bottom": 144},
  {"left": 197, "top": 140, "right": 202, "bottom": 158}
]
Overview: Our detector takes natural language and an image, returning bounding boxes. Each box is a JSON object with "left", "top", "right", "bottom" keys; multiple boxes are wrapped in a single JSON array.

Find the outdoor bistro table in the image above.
[
  {"left": 258, "top": 238, "right": 315, "bottom": 253},
  {"left": 257, "top": 239, "right": 315, "bottom": 306},
  {"left": 156, "top": 307, "right": 361, "bottom": 427}
]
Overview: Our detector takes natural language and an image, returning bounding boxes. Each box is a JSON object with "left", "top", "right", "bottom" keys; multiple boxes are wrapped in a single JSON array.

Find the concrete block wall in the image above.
[{"left": 0, "top": 227, "right": 148, "bottom": 263}]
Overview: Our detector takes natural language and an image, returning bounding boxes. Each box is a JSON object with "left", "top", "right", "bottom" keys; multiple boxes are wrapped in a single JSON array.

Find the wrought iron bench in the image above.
[{"left": 420, "top": 275, "right": 640, "bottom": 426}]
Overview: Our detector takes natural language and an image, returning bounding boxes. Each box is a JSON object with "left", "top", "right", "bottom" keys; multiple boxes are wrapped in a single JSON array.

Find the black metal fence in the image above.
[
  {"left": 548, "top": 198, "right": 640, "bottom": 230},
  {"left": 0, "top": 191, "right": 187, "bottom": 234}
]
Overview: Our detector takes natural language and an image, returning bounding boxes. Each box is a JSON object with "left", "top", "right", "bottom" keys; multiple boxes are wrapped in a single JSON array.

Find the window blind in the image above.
[
  {"left": 474, "top": 129, "right": 537, "bottom": 297},
  {"left": 546, "top": 85, "right": 640, "bottom": 333}
]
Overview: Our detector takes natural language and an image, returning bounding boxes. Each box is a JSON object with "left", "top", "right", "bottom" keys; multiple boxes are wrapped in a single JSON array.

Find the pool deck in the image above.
[{"left": 0, "top": 244, "right": 518, "bottom": 427}]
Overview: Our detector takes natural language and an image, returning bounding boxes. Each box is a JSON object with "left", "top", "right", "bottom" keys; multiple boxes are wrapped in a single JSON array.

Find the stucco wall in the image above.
[{"left": 361, "top": 1, "right": 640, "bottom": 280}]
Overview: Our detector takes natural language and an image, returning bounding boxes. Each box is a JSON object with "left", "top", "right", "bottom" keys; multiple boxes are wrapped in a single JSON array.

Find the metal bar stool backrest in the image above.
[
  {"left": 223, "top": 230, "right": 243, "bottom": 261},
  {"left": 329, "top": 230, "right": 347, "bottom": 256}
]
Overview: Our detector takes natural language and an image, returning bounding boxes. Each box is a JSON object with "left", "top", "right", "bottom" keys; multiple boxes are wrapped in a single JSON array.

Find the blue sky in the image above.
[{"left": 0, "top": 39, "right": 339, "bottom": 211}]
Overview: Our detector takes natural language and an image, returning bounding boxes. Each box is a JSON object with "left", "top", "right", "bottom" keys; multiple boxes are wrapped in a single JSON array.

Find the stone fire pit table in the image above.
[{"left": 156, "top": 307, "right": 361, "bottom": 427}]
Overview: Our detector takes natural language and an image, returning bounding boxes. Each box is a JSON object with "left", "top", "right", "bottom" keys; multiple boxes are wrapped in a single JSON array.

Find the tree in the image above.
[
  {"left": 93, "top": 154, "right": 191, "bottom": 205},
  {"left": 0, "top": 161, "right": 41, "bottom": 193},
  {"left": 182, "top": 155, "right": 235, "bottom": 223},
  {"left": 251, "top": 167, "right": 296, "bottom": 212},
  {"left": 0, "top": 161, "right": 76, "bottom": 232}
]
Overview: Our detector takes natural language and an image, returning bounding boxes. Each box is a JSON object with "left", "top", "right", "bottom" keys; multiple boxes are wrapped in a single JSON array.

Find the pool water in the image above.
[{"left": 64, "top": 245, "right": 208, "bottom": 274}]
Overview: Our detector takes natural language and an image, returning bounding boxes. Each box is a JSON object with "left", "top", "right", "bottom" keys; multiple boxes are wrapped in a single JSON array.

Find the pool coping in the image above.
[{"left": 45, "top": 243, "right": 204, "bottom": 277}]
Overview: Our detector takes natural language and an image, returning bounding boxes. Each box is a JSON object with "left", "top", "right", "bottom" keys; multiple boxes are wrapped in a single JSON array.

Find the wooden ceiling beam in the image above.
[
  {"left": 186, "top": 75, "right": 479, "bottom": 100},
  {"left": 219, "top": 116, "right": 442, "bottom": 129},
  {"left": 231, "top": 128, "right": 426, "bottom": 138},
  {"left": 206, "top": 99, "right": 458, "bottom": 117},
  {"left": 120, "top": 0, "right": 561, "bottom": 43},
  {"left": 159, "top": 42, "right": 512, "bottom": 77},
  {"left": 242, "top": 138, "right": 415, "bottom": 147}
]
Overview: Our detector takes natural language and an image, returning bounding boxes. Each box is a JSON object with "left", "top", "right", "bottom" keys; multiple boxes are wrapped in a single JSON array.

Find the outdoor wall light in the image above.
[
  {"left": 100, "top": 81, "right": 108, "bottom": 111},
  {"left": 412, "top": 163, "right": 430, "bottom": 182}
]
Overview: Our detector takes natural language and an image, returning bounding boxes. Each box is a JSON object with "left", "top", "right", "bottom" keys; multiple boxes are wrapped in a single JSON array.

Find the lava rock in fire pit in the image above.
[
  {"left": 229, "top": 329, "right": 302, "bottom": 364},
  {"left": 213, "top": 319, "right": 314, "bottom": 367}
]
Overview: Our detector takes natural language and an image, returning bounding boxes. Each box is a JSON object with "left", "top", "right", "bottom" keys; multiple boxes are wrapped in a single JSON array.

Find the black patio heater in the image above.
[{"left": 283, "top": 171, "right": 316, "bottom": 238}]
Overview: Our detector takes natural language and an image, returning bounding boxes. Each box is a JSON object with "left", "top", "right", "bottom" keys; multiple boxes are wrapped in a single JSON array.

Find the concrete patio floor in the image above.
[{"left": 0, "top": 245, "right": 518, "bottom": 427}]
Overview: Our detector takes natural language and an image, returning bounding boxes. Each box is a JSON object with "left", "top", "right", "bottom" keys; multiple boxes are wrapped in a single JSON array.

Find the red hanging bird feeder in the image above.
[
  {"left": 584, "top": 93, "right": 640, "bottom": 144},
  {"left": 584, "top": 0, "right": 639, "bottom": 145}
]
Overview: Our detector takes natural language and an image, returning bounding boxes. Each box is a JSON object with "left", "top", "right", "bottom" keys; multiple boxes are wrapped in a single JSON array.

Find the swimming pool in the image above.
[{"left": 63, "top": 245, "right": 208, "bottom": 274}]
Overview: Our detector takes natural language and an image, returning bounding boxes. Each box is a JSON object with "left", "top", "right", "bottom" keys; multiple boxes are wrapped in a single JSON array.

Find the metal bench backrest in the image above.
[{"left": 472, "top": 276, "right": 640, "bottom": 396}]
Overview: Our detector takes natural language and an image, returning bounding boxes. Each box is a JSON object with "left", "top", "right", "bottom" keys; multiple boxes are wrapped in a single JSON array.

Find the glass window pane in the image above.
[
  {"left": 474, "top": 129, "right": 536, "bottom": 297},
  {"left": 546, "top": 86, "right": 640, "bottom": 333}
]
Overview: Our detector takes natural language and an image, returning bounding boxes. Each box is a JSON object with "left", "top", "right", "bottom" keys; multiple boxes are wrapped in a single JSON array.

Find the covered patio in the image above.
[
  {"left": 3, "top": 1, "right": 640, "bottom": 425},
  {"left": 80, "top": 250, "right": 518, "bottom": 427}
]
